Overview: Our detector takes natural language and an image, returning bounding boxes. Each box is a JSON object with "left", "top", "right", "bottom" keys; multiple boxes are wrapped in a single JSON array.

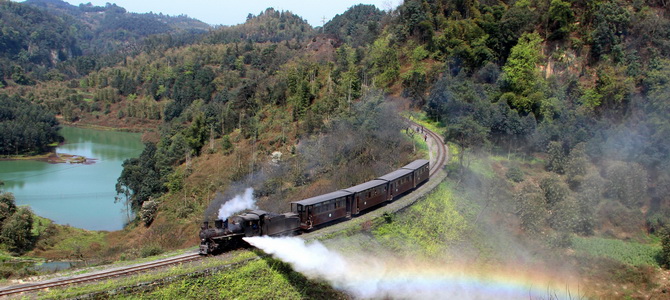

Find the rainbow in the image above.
[
  {"left": 333, "top": 261, "right": 578, "bottom": 299},
  {"left": 244, "top": 236, "right": 579, "bottom": 299}
]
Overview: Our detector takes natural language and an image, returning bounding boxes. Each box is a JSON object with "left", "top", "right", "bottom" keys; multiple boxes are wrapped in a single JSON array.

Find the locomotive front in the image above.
[{"left": 198, "top": 218, "right": 246, "bottom": 255}]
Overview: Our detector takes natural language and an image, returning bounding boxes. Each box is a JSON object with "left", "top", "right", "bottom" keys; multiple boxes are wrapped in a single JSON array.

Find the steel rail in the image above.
[{"left": 0, "top": 253, "right": 201, "bottom": 297}]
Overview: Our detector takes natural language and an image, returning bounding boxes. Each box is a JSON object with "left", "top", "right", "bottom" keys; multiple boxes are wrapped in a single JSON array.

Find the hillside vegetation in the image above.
[{"left": 1, "top": 0, "right": 670, "bottom": 296}]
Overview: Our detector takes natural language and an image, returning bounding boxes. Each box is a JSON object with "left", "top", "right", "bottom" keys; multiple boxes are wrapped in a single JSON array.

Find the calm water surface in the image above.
[{"left": 0, "top": 126, "right": 143, "bottom": 231}]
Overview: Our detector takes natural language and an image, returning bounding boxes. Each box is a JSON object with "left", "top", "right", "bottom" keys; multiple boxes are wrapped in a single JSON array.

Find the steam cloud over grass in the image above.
[
  {"left": 244, "top": 236, "right": 566, "bottom": 299},
  {"left": 217, "top": 188, "right": 257, "bottom": 220}
]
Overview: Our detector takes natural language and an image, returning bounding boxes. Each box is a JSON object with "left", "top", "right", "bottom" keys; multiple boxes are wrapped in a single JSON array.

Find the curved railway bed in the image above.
[
  {"left": 300, "top": 119, "right": 448, "bottom": 240},
  {"left": 0, "top": 253, "right": 202, "bottom": 298},
  {"left": 0, "top": 119, "right": 448, "bottom": 297}
]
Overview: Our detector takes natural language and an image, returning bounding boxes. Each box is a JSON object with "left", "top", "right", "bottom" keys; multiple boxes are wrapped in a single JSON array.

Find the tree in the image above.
[
  {"left": 1, "top": 207, "right": 34, "bottom": 254},
  {"left": 565, "top": 143, "right": 588, "bottom": 188},
  {"left": 185, "top": 114, "right": 209, "bottom": 156},
  {"left": 445, "top": 116, "right": 489, "bottom": 169},
  {"left": 540, "top": 175, "right": 569, "bottom": 209},
  {"left": 660, "top": 226, "right": 670, "bottom": 268},
  {"left": 514, "top": 182, "right": 547, "bottom": 235},
  {"left": 500, "top": 32, "right": 544, "bottom": 113},
  {"left": 116, "top": 143, "right": 166, "bottom": 212},
  {"left": 549, "top": 197, "right": 578, "bottom": 233},
  {"left": 590, "top": 1, "right": 631, "bottom": 60},
  {"left": 0, "top": 192, "right": 17, "bottom": 226},
  {"left": 605, "top": 161, "right": 647, "bottom": 208},
  {"left": 547, "top": 0, "right": 574, "bottom": 40},
  {"left": 574, "top": 172, "right": 603, "bottom": 235},
  {"left": 546, "top": 141, "right": 567, "bottom": 174}
]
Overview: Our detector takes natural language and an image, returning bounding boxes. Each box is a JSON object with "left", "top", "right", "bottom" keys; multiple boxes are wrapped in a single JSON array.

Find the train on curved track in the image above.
[{"left": 199, "top": 159, "right": 430, "bottom": 255}]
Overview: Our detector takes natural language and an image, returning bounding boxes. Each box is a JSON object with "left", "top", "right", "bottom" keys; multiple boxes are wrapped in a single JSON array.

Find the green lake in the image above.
[{"left": 0, "top": 126, "right": 143, "bottom": 231}]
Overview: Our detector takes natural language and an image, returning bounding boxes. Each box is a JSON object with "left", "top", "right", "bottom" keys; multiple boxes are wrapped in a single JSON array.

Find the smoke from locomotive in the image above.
[{"left": 218, "top": 188, "right": 257, "bottom": 220}]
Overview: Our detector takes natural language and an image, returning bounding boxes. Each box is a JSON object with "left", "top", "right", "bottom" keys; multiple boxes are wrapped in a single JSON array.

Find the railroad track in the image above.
[
  {"left": 0, "top": 253, "right": 201, "bottom": 297},
  {"left": 425, "top": 126, "right": 447, "bottom": 177},
  {"left": 0, "top": 120, "right": 448, "bottom": 298},
  {"left": 406, "top": 119, "right": 448, "bottom": 177}
]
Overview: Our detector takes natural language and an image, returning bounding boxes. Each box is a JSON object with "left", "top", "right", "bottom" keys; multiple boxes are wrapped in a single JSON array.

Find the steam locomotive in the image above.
[{"left": 199, "top": 159, "right": 429, "bottom": 255}]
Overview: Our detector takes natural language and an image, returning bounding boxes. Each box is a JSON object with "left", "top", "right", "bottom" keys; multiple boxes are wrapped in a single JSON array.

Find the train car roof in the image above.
[
  {"left": 402, "top": 159, "right": 430, "bottom": 171},
  {"left": 247, "top": 210, "right": 268, "bottom": 216},
  {"left": 233, "top": 213, "right": 260, "bottom": 222},
  {"left": 291, "top": 190, "right": 352, "bottom": 206},
  {"left": 378, "top": 168, "right": 413, "bottom": 181},
  {"left": 344, "top": 179, "right": 388, "bottom": 193}
]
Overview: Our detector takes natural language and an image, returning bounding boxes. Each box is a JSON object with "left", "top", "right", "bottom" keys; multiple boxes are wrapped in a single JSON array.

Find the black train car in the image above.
[
  {"left": 344, "top": 179, "right": 389, "bottom": 214},
  {"left": 199, "top": 210, "right": 299, "bottom": 254},
  {"left": 402, "top": 159, "right": 430, "bottom": 187},
  {"left": 378, "top": 168, "right": 415, "bottom": 201},
  {"left": 290, "top": 190, "right": 352, "bottom": 230}
]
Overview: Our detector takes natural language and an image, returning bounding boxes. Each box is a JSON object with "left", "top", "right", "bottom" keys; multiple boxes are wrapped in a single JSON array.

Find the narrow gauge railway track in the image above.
[
  {"left": 0, "top": 253, "right": 201, "bottom": 297},
  {"left": 0, "top": 121, "right": 447, "bottom": 297},
  {"left": 404, "top": 118, "right": 448, "bottom": 177}
]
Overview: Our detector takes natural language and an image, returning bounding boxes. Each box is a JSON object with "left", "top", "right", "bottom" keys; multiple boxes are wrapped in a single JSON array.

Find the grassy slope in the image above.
[{"left": 39, "top": 250, "right": 346, "bottom": 299}]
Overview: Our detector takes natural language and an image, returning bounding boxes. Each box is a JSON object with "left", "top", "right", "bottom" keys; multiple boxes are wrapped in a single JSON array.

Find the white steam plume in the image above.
[
  {"left": 244, "top": 236, "right": 569, "bottom": 299},
  {"left": 243, "top": 236, "right": 379, "bottom": 298},
  {"left": 217, "top": 188, "right": 257, "bottom": 220}
]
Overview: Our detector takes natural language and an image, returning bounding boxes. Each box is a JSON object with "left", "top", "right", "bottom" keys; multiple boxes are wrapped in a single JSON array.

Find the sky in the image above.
[{"left": 56, "top": 0, "right": 404, "bottom": 27}]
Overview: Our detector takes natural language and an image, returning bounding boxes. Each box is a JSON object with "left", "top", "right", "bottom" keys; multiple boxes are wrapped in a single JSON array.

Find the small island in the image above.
[{"left": 46, "top": 153, "right": 96, "bottom": 164}]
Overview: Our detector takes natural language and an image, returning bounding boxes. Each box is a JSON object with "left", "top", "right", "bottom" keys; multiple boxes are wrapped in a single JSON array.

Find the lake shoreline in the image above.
[
  {"left": 0, "top": 123, "right": 143, "bottom": 162},
  {"left": 0, "top": 126, "right": 143, "bottom": 231}
]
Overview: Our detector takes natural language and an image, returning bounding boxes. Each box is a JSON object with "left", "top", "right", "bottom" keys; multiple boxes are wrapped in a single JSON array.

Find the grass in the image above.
[
  {"left": 39, "top": 250, "right": 260, "bottom": 299},
  {"left": 467, "top": 157, "right": 496, "bottom": 179},
  {"left": 572, "top": 236, "right": 661, "bottom": 267},
  {"left": 40, "top": 250, "right": 346, "bottom": 299},
  {"left": 135, "top": 256, "right": 345, "bottom": 299},
  {"left": 373, "top": 181, "right": 469, "bottom": 257}
]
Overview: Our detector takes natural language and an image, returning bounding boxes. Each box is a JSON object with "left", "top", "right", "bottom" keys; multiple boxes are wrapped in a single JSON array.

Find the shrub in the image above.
[
  {"left": 1, "top": 207, "right": 35, "bottom": 254},
  {"left": 0, "top": 192, "right": 17, "bottom": 226},
  {"left": 505, "top": 165, "right": 525, "bottom": 182},
  {"left": 659, "top": 226, "right": 670, "bottom": 268},
  {"left": 140, "top": 244, "right": 164, "bottom": 258},
  {"left": 221, "top": 135, "right": 234, "bottom": 155}
]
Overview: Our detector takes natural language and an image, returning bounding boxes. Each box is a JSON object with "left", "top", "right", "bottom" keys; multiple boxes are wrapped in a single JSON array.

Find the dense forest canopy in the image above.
[
  {"left": 0, "top": 93, "right": 62, "bottom": 155},
  {"left": 0, "top": 0, "right": 209, "bottom": 83}
]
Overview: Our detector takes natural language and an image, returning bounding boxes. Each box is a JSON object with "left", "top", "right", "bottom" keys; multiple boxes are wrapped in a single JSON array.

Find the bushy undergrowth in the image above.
[
  {"left": 572, "top": 236, "right": 660, "bottom": 267},
  {"left": 373, "top": 182, "right": 468, "bottom": 257}
]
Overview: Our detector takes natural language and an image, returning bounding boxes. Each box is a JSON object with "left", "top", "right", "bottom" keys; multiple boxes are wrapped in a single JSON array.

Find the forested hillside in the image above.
[
  {"left": 0, "top": 93, "right": 61, "bottom": 155},
  {"left": 0, "top": 0, "right": 209, "bottom": 85},
  {"left": 2, "top": 0, "right": 670, "bottom": 296}
]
